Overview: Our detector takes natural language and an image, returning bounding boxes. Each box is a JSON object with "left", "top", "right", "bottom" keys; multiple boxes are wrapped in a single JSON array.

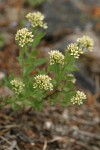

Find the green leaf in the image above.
[
  {"left": 25, "top": 65, "right": 34, "bottom": 76},
  {"left": 32, "top": 99, "right": 43, "bottom": 110},
  {"left": 17, "top": 56, "right": 23, "bottom": 65},
  {"left": 34, "top": 57, "right": 47, "bottom": 67},
  {"left": 31, "top": 49, "right": 38, "bottom": 56},
  {"left": 61, "top": 91, "right": 76, "bottom": 105},
  {"left": 4, "top": 73, "right": 14, "bottom": 87},
  {"left": 11, "top": 102, "right": 22, "bottom": 110},
  {"left": 64, "top": 64, "right": 78, "bottom": 72},
  {"left": 32, "top": 32, "right": 45, "bottom": 48}
]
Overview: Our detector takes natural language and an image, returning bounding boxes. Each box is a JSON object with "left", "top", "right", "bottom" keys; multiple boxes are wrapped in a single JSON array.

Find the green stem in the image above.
[{"left": 20, "top": 47, "right": 26, "bottom": 78}]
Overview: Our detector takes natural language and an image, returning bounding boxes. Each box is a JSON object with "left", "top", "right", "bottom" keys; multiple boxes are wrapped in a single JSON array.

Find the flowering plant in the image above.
[{"left": 3, "top": 11, "right": 94, "bottom": 110}]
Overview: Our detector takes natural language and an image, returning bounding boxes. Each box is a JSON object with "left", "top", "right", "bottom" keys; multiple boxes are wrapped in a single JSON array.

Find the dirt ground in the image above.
[{"left": 0, "top": 0, "right": 100, "bottom": 149}]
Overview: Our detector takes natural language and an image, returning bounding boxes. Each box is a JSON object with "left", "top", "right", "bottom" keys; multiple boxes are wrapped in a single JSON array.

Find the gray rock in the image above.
[{"left": 43, "top": 0, "right": 89, "bottom": 36}]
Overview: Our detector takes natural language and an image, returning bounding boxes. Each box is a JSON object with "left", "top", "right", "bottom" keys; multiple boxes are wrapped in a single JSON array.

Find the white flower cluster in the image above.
[
  {"left": 67, "top": 74, "right": 76, "bottom": 83},
  {"left": 77, "top": 35, "right": 94, "bottom": 51},
  {"left": 26, "top": 12, "right": 47, "bottom": 29},
  {"left": 15, "top": 28, "right": 34, "bottom": 47},
  {"left": 71, "top": 91, "right": 86, "bottom": 105},
  {"left": 48, "top": 50, "right": 64, "bottom": 65},
  {"left": 33, "top": 75, "right": 53, "bottom": 91},
  {"left": 10, "top": 79, "right": 25, "bottom": 95},
  {"left": 66, "top": 43, "right": 83, "bottom": 59}
]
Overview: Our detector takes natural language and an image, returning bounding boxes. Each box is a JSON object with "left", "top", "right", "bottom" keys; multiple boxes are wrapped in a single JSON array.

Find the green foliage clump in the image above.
[
  {"left": 0, "top": 33, "right": 5, "bottom": 49},
  {"left": 26, "top": 0, "right": 47, "bottom": 7},
  {"left": 2, "top": 11, "right": 94, "bottom": 110}
]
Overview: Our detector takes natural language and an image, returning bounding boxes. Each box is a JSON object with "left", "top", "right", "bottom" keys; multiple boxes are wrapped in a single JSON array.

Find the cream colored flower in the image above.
[
  {"left": 66, "top": 43, "right": 83, "bottom": 59},
  {"left": 77, "top": 35, "right": 94, "bottom": 51},
  {"left": 48, "top": 50, "right": 64, "bottom": 65},
  {"left": 15, "top": 28, "right": 34, "bottom": 47},
  {"left": 33, "top": 75, "right": 53, "bottom": 91},
  {"left": 26, "top": 12, "right": 47, "bottom": 29},
  {"left": 10, "top": 79, "right": 25, "bottom": 95},
  {"left": 67, "top": 74, "right": 76, "bottom": 83},
  {"left": 71, "top": 91, "right": 86, "bottom": 105}
]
